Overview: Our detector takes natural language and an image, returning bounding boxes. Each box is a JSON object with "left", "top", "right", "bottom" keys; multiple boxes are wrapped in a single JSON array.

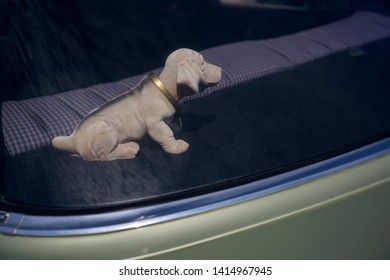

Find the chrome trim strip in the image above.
[
  {"left": 1, "top": 138, "right": 390, "bottom": 237},
  {"left": 0, "top": 211, "right": 9, "bottom": 224}
]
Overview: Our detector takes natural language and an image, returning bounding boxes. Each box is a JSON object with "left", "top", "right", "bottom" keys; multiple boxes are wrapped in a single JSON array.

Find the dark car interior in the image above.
[{"left": 1, "top": 0, "right": 390, "bottom": 214}]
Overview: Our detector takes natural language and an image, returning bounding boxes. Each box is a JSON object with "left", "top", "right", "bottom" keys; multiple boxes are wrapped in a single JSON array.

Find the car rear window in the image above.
[{"left": 2, "top": 37, "right": 390, "bottom": 213}]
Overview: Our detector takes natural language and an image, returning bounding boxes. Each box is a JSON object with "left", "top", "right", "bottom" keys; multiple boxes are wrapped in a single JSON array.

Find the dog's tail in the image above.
[{"left": 52, "top": 135, "right": 77, "bottom": 153}]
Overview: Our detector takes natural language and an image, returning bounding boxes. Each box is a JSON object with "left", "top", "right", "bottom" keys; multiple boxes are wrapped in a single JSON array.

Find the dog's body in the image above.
[{"left": 52, "top": 49, "right": 222, "bottom": 160}]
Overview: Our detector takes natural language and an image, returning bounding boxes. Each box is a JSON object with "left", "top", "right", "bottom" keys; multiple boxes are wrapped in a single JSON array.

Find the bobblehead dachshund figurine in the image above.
[{"left": 52, "top": 48, "right": 222, "bottom": 161}]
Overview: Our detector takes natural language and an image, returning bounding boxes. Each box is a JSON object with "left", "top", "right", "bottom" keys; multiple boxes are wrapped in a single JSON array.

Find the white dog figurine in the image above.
[{"left": 52, "top": 48, "right": 222, "bottom": 161}]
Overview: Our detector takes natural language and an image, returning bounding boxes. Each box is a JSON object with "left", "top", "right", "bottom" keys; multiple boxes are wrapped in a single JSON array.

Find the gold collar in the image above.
[{"left": 148, "top": 73, "right": 180, "bottom": 111}]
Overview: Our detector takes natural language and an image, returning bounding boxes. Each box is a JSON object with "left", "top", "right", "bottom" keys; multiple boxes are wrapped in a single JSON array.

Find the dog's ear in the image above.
[{"left": 177, "top": 58, "right": 203, "bottom": 93}]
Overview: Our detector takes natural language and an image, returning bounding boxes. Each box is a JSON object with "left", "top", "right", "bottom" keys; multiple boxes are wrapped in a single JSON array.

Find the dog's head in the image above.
[{"left": 165, "top": 48, "right": 222, "bottom": 94}]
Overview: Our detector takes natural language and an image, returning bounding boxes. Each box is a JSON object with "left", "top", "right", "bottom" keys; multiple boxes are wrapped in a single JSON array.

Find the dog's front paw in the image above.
[{"left": 163, "top": 139, "right": 189, "bottom": 154}]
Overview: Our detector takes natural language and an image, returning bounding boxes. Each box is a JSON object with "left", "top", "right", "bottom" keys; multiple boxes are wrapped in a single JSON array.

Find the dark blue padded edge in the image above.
[{"left": 2, "top": 11, "right": 390, "bottom": 156}]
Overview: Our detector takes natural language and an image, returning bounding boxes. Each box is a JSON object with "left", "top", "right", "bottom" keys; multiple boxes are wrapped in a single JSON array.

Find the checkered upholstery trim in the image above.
[
  {"left": 2, "top": 11, "right": 390, "bottom": 156},
  {"left": 189, "top": 11, "right": 390, "bottom": 102}
]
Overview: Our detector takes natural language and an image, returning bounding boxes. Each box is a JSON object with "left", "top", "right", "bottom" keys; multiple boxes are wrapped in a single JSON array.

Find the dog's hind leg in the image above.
[
  {"left": 77, "top": 120, "right": 140, "bottom": 161},
  {"left": 105, "top": 141, "right": 140, "bottom": 160},
  {"left": 84, "top": 120, "right": 120, "bottom": 160}
]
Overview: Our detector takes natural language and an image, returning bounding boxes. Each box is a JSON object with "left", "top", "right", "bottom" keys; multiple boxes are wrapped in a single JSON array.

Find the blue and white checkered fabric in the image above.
[
  {"left": 2, "top": 11, "right": 390, "bottom": 156},
  {"left": 190, "top": 11, "right": 390, "bottom": 102}
]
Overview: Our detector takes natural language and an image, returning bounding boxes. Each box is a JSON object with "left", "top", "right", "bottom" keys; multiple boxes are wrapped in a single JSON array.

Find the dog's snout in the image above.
[{"left": 205, "top": 63, "right": 222, "bottom": 85}]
